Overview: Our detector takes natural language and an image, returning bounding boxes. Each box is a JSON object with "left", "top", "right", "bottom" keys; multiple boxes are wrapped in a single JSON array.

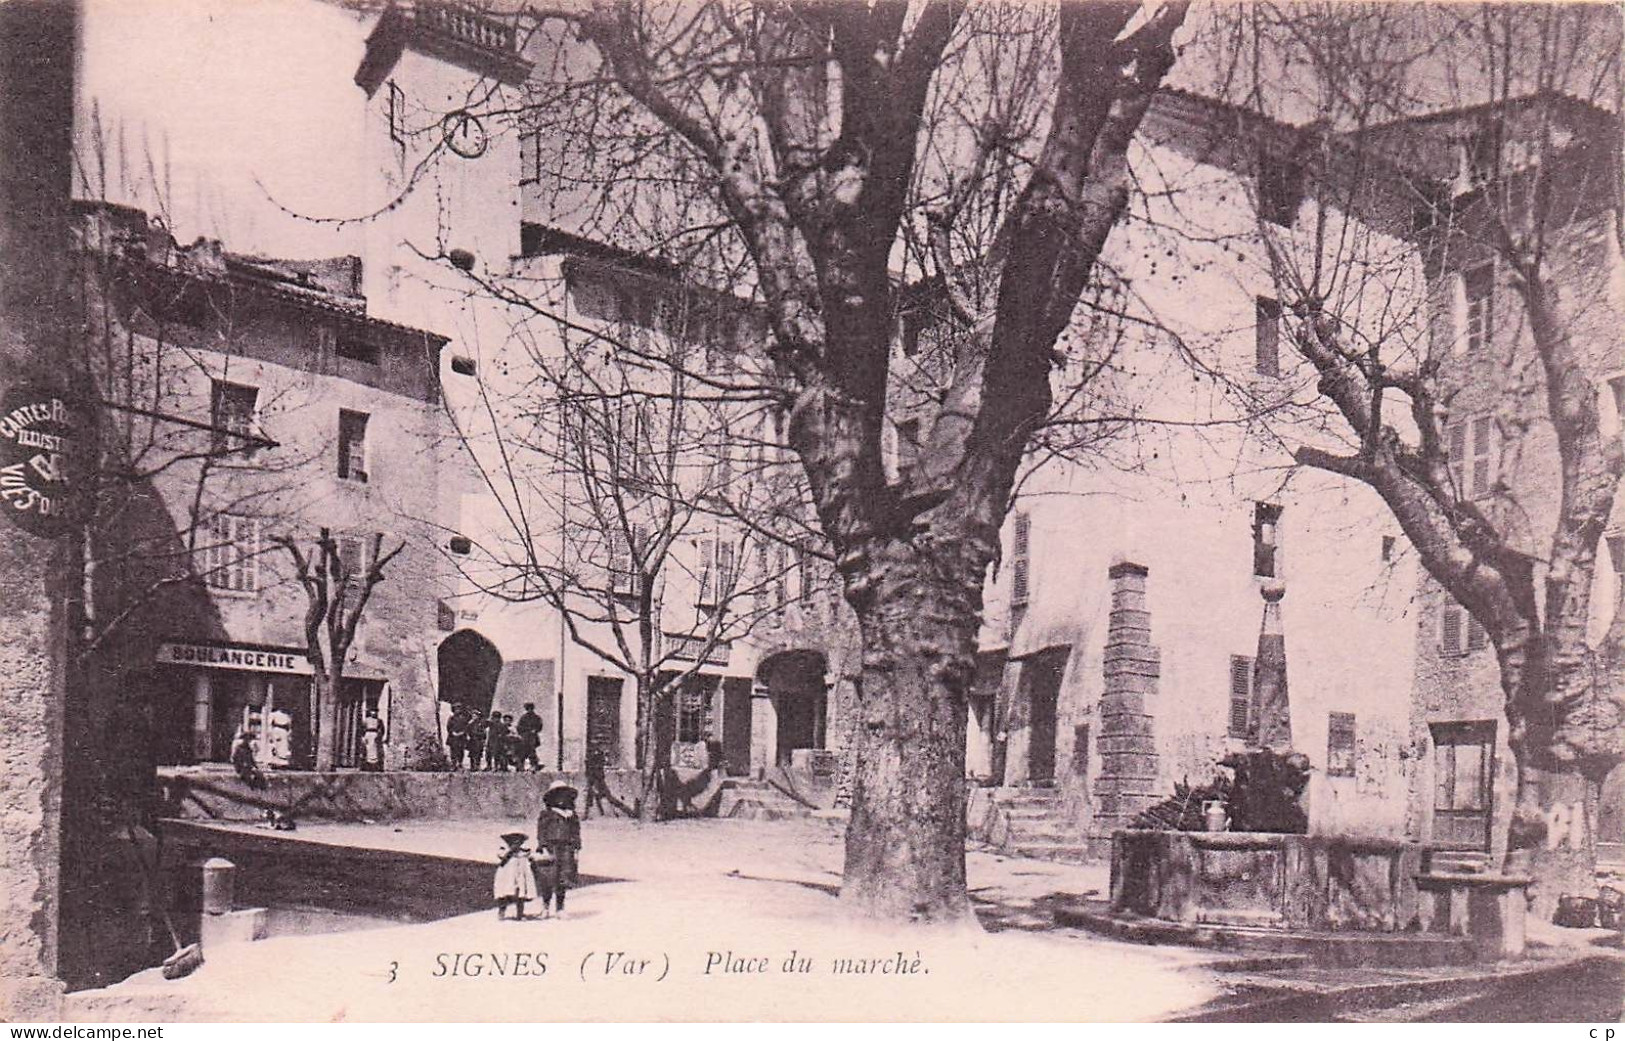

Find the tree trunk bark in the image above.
[
  {"left": 634, "top": 677, "right": 669, "bottom": 822},
  {"left": 312, "top": 671, "right": 337, "bottom": 772},
  {"left": 841, "top": 542, "right": 978, "bottom": 924},
  {"left": 1514, "top": 761, "right": 1599, "bottom": 920}
]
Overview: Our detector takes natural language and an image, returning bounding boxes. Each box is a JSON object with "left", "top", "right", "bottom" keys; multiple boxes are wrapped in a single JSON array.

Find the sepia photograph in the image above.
[{"left": 0, "top": 0, "right": 1622, "bottom": 1025}]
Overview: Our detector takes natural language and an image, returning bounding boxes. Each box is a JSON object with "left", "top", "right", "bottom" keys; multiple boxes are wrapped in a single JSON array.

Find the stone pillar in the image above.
[
  {"left": 1092, "top": 561, "right": 1162, "bottom": 840},
  {"left": 749, "top": 684, "right": 777, "bottom": 777}
]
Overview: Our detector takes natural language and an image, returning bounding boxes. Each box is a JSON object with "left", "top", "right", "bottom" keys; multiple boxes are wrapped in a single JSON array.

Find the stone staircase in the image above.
[
  {"left": 716, "top": 777, "right": 814, "bottom": 820},
  {"left": 993, "top": 788, "right": 1091, "bottom": 863}
]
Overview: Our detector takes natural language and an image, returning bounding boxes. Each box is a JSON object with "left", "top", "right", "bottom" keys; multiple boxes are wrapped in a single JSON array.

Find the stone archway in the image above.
[
  {"left": 756, "top": 649, "right": 829, "bottom": 769},
  {"left": 437, "top": 629, "right": 502, "bottom": 714}
]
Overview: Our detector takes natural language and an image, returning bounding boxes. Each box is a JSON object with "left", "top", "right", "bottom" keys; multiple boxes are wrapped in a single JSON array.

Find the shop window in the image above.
[
  {"left": 210, "top": 380, "right": 259, "bottom": 456},
  {"left": 1228, "top": 654, "right": 1253, "bottom": 738},
  {"left": 1445, "top": 414, "right": 1497, "bottom": 499},
  {"left": 199, "top": 513, "right": 261, "bottom": 594},
  {"left": 1327, "top": 711, "right": 1356, "bottom": 777},
  {"left": 1255, "top": 297, "right": 1282, "bottom": 378},
  {"left": 337, "top": 409, "right": 370, "bottom": 483},
  {"left": 1463, "top": 264, "right": 1494, "bottom": 354},
  {"left": 1431, "top": 721, "right": 1495, "bottom": 850},
  {"left": 1253, "top": 502, "right": 1282, "bottom": 578},
  {"left": 1439, "top": 601, "right": 1488, "bottom": 657}
]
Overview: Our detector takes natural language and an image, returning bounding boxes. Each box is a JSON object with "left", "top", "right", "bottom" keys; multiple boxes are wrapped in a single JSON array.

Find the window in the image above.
[
  {"left": 1439, "top": 601, "right": 1488, "bottom": 657},
  {"left": 1327, "top": 712, "right": 1356, "bottom": 777},
  {"left": 895, "top": 418, "right": 921, "bottom": 484},
  {"left": 1258, "top": 155, "right": 1304, "bottom": 227},
  {"left": 708, "top": 426, "right": 733, "bottom": 501},
  {"left": 696, "top": 536, "right": 735, "bottom": 609},
  {"left": 387, "top": 81, "right": 406, "bottom": 152},
  {"left": 1253, "top": 502, "right": 1282, "bottom": 578},
  {"left": 1464, "top": 264, "right": 1494, "bottom": 354},
  {"left": 773, "top": 543, "right": 788, "bottom": 611},
  {"left": 336, "top": 331, "right": 380, "bottom": 365},
  {"left": 337, "top": 409, "right": 369, "bottom": 483},
  {"left": 1445, "top": 415, "right": 1497, "bottom": 499},
  {"left": 1431, "top": 721, "right": 1495, "bottom": 850},
  {"left": 210, "top": 380, "right": 258, "bottom": 455},
  {"left": 334, "top": 534, "right": 372, "bottom": 618},
  {"left": 1255, "top": 297, "right": 1282, "bottom": 378},
  {"left": 1601, "top": 375, "right": 1625, "bottom": 441},
  {"left": 1604, "top": 532, "right": 1623, "bottom": 578},
  {"left": 609, "top": 524, "right": 647, "bottom": 598},
  {"left": 1228, "top": 654, "right": 1253, "bottom": 738},
  {"left": 448, "top": 535, "right": 472, "bottom": 555},
  {"left": 1380, "top": 535, "right": 1396, "bottom": 562},
  {"left": 450, "top": 355, "right": 477, "bottom": 377},
  {"left": 199, "top": 514, "right": 260, "bottom": 593},
  {"left": 675, "top": 674, "right": 718, "bottom": 744},
  {"left": 1011, "top": 512, "right": 1031, "bottom": 607}
]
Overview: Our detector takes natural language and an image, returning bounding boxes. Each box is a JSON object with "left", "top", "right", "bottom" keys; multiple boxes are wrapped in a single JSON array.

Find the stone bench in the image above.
[{"left": 1414, "top": 871, "right": 1532, "bottom": 960}]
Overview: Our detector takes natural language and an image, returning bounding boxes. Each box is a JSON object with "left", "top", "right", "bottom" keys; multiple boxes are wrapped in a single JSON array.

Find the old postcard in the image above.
[{"left": 0, "top": 0, "right": 1621, "bottom": 1024}]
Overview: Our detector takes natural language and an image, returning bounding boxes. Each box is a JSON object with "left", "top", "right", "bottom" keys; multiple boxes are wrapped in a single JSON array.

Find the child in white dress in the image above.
[{"left": 493, "top": 831, "right": 537, "bottom": 920}]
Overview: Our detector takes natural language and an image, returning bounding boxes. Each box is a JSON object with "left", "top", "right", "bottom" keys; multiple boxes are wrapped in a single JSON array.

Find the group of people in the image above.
[
  {"left": 447, "top": 703, "right": 544, "bottom": 771},
  {"left": 493, "top": 781, "right": 583, "bottom": 920}
]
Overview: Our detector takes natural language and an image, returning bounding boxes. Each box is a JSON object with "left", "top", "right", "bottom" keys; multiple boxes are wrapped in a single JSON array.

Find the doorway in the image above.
[
  {"left": 1019, "top": 646, "right": 1070, "bottom": 784},
  {"left": 437, "top": 629, "right": 502, "bottom": 714},
  {"left": 721, "top": 677, "right": 752, "bottom": 776},
  {"left": 761, "top": 650, "right": 827, "bottom": 766},
  {"left": 586, "top": 676, "right": 623, "bottom": 770}
]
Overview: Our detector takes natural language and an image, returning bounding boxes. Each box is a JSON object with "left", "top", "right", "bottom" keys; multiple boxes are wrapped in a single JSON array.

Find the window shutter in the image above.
[
  {"left": 697, "top": 538, "right": 714, "bottom": 605},
  {"left": 1327, "top": 711, "right": 1356, "bottom": 777},
  {"left": 1446, "top": 421, "right": 1467, "bottom": 493},
  {"left": 1255, "top": 297, "right": 1282, "bottom": 378},
  {"left": 1470, "top": 416, "right": 1494, "bottom": 496},
  {"left": 1228, "top": 655, "right": 1253, "bottom": 737},
  {"left": 1011, "top": 512, "right": 1031, "bottom": 606},
  {"left": 1466, "top": 614, "right": 1488, "bottom": 652},
  {"left": 1440, "top": 603, "right": 1465, "bottom": 656},
  {"left": 247, "top": 518, "right": 261, "bottom": 593}
]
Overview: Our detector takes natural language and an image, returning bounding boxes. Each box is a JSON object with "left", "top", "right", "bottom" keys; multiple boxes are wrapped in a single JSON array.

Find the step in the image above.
[
  {"left": 1008, "top": 822, "right": 1075, "bottom": 842},
  {"left": 1008, "top": 842, "right": 1094, "bottom": 864}
]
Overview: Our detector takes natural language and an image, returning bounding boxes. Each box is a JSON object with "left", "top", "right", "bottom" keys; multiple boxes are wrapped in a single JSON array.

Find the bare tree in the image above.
[
  {"left": 441, "top": 260, "right": 814, "bottom": 820},
  {"left": 483, "top": 0, "right": 1190, "bottom": 920},
  {"left": 1205, "top": 2, "right": 1623, "bottom": 907},
  {"left": 272, "top": 529, "right": 406, "bottom": 772}
]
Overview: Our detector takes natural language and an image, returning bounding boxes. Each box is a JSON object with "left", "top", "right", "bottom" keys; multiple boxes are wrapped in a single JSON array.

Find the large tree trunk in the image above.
[
  {"left": 1514, "top": 763, "right": 1599, "bottom": 920},
  {"left": 312, "top": 671, "right": 338, "bottom": 772},
  {"left": 841, "top": 540, "right": 979, "bottom": 924},
  {"left": 634, "top": 677, "right": 670, "bottom": 822}
]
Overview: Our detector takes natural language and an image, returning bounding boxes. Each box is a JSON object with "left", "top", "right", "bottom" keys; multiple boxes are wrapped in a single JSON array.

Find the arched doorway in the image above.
[
  {"left": 760, "top": 649, "right": 827, "bottom": 767},
  {"left": 437, "top": 629, "right": 503, "bottom": 714}
]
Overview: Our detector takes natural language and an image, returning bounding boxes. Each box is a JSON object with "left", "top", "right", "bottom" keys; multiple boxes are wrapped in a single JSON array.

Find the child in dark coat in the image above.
[{"left": 535, "top": 781, "right": 581, "bottom": 918}]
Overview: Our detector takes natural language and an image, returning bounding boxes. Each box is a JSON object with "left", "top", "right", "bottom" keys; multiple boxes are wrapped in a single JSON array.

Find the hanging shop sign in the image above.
[
  {"left": 0, "top": 381, "right": 87, "bottom": 538},
  {"left": 156, "top": 641, "right": 314, "bottom": 675}
]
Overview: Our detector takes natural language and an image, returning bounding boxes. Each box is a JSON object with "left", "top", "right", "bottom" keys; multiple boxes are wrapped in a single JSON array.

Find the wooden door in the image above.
[
  {"left": 1022, "top": 646, "right": 1070, "bottom": 784},
  {"left": 721, "top": 677, "right": 752, "bottom": 776}
]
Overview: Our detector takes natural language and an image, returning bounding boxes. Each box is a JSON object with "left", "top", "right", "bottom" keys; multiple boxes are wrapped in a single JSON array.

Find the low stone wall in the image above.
[
  {"left": 1110, "top": 830, "right": 1423, "bottom": 932},
  {"left": 157, "top": 767, "right": 648, "bottom": 823}
]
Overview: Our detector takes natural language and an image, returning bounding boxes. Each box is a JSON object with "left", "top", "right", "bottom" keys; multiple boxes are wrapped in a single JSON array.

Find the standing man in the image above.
[
  {"left": 446, "top": 705, "right": 469, "bottom": 770},
  {"left": 516, "top": 702, "right": 543, "bottom": 772},
  {"left": 484, "top": 710, "right": 506, "bottom": 771},
  {"left": 465, "top": 709, "right": 487, "bottom": 772}
]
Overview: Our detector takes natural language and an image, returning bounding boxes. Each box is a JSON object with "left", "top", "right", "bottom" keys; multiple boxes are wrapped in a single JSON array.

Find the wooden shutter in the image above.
[
  {"left": 1228, "top": 655, "right": 1252, "bottom": 737},
  {"left": 1470, "top": 416, "right": 1494, "bottom": 496},
  {"left": 1255, "top": 297, "right": 1282, "bottom": 377},
  {"left": 697, "top": 538, "right": 714, "bottom": 605},
  {"left": 1327, "top": 711, "right": 1356, "bottom": 777},
  {"left": 1440, "top": 603, "right": 1465, "bottom": 656},
  {"left": 1011, "top": 512, "right": 1031, "bottom": 606},
  {"left": 1446, "top": 421, "right": 1467, "bottom": 493},
  {"left": 1466, "top": 614, "right": 1488, "bottom": 652}
]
